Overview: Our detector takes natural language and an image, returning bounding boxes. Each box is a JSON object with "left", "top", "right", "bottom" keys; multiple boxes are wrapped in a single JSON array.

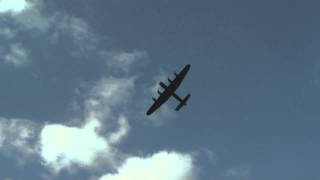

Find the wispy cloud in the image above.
[
  {"left": 102, "top": 50, "right": 148, "bottom": 73},
  {"left": 0, "top": 0, "right": 99, "bottom": 67},
  {"left": 225, "top": 165, "right": 252, "bottom": 180},
  {"left": 54, "top": 15, "right": 98, "bottom": 54},
  {"left": 0, "top": 118, "right": 40, "bottom": 161},
  {"left": 3, "top": 43, "right": 30, "bottom": 67},
  {"left": 0, "top": 27, "right": 16, "bottom": 39},
  {"left": 108, "top": 115, "right": 130, "bottom": 144}
]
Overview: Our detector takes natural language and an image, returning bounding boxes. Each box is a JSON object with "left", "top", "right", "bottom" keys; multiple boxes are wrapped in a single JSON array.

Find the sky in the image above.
[{"left": 0, "top": 0, "right": 320, "bottom": 179}]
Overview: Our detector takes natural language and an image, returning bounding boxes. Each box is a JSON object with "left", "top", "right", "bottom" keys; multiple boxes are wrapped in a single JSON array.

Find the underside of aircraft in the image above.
[{"left": 146, "top": 64, "right": 191, "bottom": 116}]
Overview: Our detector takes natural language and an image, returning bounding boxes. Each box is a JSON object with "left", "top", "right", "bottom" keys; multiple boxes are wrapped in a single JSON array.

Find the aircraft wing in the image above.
[
  {"left": 146, "top": 90, "right": 172, "bottom": 115},
  {"left": 170, "top": 64, "right": 191, "bottom": 88},
  {"left": 146, "top": 64, "right": 191, "bottom": 116}
]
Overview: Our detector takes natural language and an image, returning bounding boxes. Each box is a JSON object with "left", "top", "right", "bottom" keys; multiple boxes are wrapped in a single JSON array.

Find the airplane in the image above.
[{"left": 146, "top": 64, "right": 191, "bottom": 116}]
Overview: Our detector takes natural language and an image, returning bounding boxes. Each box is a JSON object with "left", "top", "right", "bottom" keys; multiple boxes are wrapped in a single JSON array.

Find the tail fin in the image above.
[{"left": 175, "top": 94, "right": 191, "bottom": 111}]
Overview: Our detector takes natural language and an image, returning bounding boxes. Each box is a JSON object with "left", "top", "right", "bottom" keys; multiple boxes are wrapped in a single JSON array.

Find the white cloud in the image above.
[
  {"left": 0, "top": 0, "right": 30, "bottom": 14},
  {"left": 39, "top": 76, "right": 134, "bottom": 171},
  {"left": 99, "top": 151, "right": 196, "bottom": 180},
  {"left": 39, "top": 119, "right": 111, "bottom": 171},
  {"left": 0, "top": 67, "right": 132, "bottom": 173},
  {"left": 103, "top": 50, "right": 148, "bottom": 73},
  {"left": 89, "top": 77, "right": 135, "bottom": 107},
  {"left": 108, "top": 115, "right": 130, "bottom": 144},
  {"left": 84, "top": 77, "right": 136, "bottom": 121},
  {"left": 4, "top": 43, "right": 30, "bottom": 67},
  {"left": 1, "top": 0, "right": 52, "bottom": 31}
]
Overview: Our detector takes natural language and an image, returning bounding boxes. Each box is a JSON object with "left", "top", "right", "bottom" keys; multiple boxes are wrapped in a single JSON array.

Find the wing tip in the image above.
[{"left": 146, "top": 110, "right": 152, "bottom": 116}]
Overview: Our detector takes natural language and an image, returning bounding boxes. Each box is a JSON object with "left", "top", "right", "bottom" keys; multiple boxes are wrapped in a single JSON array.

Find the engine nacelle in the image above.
[{"left": 159, "top": 82, "right": 167, "bottom": 89}]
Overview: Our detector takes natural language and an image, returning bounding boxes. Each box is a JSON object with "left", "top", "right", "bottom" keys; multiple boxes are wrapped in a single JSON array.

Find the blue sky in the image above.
[{"left": 1, "top": 0, "right": 320, "bottom": 179}]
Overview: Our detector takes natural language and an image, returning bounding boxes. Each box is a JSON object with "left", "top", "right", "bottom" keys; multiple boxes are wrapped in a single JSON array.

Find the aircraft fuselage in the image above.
[{"left": 146, "top": 64, "right": 191, "bottom": 115}]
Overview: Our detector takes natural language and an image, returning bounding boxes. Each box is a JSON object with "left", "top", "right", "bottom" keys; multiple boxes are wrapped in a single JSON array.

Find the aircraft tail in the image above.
[{"left": 175, "top": 94, "right": 191, "bottom": 111}]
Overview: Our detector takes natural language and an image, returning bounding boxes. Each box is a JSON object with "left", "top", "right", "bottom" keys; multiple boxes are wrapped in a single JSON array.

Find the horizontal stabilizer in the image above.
[
  {"left": 175, "top": 94, "right": 191, "bottom": 111},
  {"left": 175, "top": 103, "right": 184, "bottom": 111}
]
